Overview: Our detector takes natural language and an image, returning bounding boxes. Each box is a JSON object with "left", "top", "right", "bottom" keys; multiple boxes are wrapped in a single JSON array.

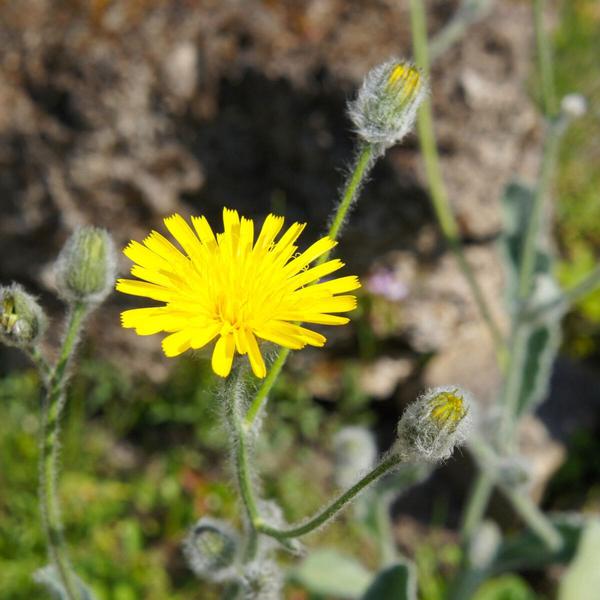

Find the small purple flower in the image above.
[{"left": 366, "top": 269, "right": 408, "bottom": 301}]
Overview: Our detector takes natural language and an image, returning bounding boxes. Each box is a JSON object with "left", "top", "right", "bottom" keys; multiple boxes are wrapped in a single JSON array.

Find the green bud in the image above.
[
  {"left": 349, "top": 58, "right": 428, "bottom": 150},
  {"left": 333, "top": 426, "right": 377, "bottom": 488},
  {"left": 395, "top": 386, "right": 472, "bottom": 462},
  {"left": 183, "top": 518, "right": 238, "bottom": 582},
  {"left": 0, "top": 283, "right": 47, "bottom": 348},
  {"left": 55, "top": 227, "right": 116, "bottom": 304}
]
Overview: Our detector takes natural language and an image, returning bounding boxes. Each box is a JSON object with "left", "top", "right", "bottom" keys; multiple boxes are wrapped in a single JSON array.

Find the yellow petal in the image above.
[
  {"left": 116, "top": 279, "right": 172, "bottom": 302},
  {"left": 243, "top": 329, "right": 266, "bottom": 378},
  {"left": 162, "top": 330, "right": 192, "bottom": 357},
  {"left": 212, "top": 333, "right": 235, "bottom": 377}
]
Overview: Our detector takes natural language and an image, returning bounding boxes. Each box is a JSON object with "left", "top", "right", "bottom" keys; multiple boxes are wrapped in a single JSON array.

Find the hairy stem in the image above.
[
  {"left": 533, "top": 0, "right": 557, "bottom": 118},
  {"left": 244, "top": 143, "right": 376, "bottom": 427},
  {"left": 39, "top": 301, "right": 88, "bottom": 600},
  {"left": 460, "top": 470, "right": 495, "bottom": 541},
  {"left": 468, "top": 437, "right": 562, "bottom": 550},
  {"left": 429, "top": 0, "right": 495, "bottom": 62},
  {"left": 526, "top": 265, "right": 600, "bottom": 323},
  {"left": 409, "top": 0, "right": 506, "bottom": 364},
  {"left": 257, "top": 454, "right": 402, "bottom": 540}
]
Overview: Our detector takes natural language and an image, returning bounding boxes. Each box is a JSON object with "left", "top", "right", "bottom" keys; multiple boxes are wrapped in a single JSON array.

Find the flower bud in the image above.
[
  {"left": 55, "top": 227, "right": 116, "bottom": 304},
  {"left": 0, "top": 283, "right": 47, "bottom": 348},
  {"left": 333, "top": 426, "right": 377, "bottom": 488},
  {"left": 468, "top": 520, "right": 501, "bottom": 569},
  {"left": 395, "top": 386, "right": 472, "bottom": 462},
  {"left": 560, "top": 93, "right": 587, "bottom": 119},
  {"left": 348, "top": 59, "right": 428, "bottom": 150},
  {"left": 183, "top": 518, "right": 238, "bottom": 582},
  {"left": 242, "top": 559, "right": 284, "bottom": 600}
]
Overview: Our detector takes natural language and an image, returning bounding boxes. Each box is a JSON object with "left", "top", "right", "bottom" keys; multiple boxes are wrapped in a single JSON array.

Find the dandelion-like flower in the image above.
[{"left": 117, "top": 209, "right": 360, "bottom": 378}]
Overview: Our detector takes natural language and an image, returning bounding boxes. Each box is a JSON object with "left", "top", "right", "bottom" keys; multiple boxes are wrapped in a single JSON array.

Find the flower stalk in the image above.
[
  {"left": 39, "top": 301, "right": 88, "bottom": 600},
  {"left": 409, "top": 0, "right": 506, "bottom": 365}
]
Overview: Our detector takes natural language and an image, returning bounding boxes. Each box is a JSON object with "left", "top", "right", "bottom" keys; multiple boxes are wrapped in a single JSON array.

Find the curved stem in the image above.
[
  {"left": 409, "top": 0, "right": 506, "bottom": 365},
  {"left": 256, "top": 454, "right": 402, "bottom": 540},
  {"left": 244, "top": 143, "right": 377, "bottom": 427},
  {"left": 39, "top": 301, "right": 88, "bottom": 600}
]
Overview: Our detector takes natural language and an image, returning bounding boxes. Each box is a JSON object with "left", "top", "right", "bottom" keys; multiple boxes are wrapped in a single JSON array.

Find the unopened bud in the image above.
[
  {"left": 468, "top": 520, "right": 501, "bottom": 569},
  {"left": 55, "top": 227, "right": 116, "bottom": 304},
  {"left": 0, "top": 284, "right": 47, "bottom": 348},
  {"left": 349, "top": 59, "right": 428, "bottom": 150},
  {"left": 333, "top": 426, "right": 377, "bottom": 488},
  {"left": 395, "top": 386, "right": 472, "bottom": 461},
  {"left": 242, "top": 559, "right": 283, "bottom": 600},
  {"left": 183, "top": 518, "right": 238, "bottom": 582},
  {"left": 560, "top": 93, "right": 587, "bottom": 119}
]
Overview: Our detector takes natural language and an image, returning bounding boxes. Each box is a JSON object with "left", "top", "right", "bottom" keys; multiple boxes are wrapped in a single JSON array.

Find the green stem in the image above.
[
  {"left": 39, "top": 302, "right": 88, "bottom": 600},
  {"left": 526, "top": 265, "right": 600, "bottom": 323},
  {"left": 429, "top": 0, "right": 495, "bottom": 63},
  {"left": 517, "top": 121, "right": 562, "bottom": 302},
  {"left": 533, "top": 0, "right": 557, "bottom": 118},
  {"left": 256, "top": 454, "right": 402, "bottom": 540},
  {"left": 243, "top": 348, "right": 290, "bottom": 430},
  {"left": 460, "top": 470, "right": 495, "bottom": 540},
  {"left": 409, "top": 0, "right": 506, "bottom": 365},
  {"left": 321, "top": 143, "right": 375, "bottom": 260},
  {"left": 28, "top": 346, "right": 52, "bottom": 383},
  {"left": 468, "top": 437, "right": 562, "bottom": 550},
  {"left": 244, "top": 143, "right": 377, "bottom": 427},
  {"left": 499, "top": 482, "right": 562, "bottom": 551}
]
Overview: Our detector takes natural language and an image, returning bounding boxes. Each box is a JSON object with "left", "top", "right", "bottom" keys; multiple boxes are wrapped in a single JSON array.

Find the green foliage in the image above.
[
  {"left": 291, "top": 549, "right": 373, "bottom": 598},
  {"left": 472, "top": 575, "right": 538, "bottom": 600},
  {"left": 559, "top": 519, "right": 600, "bottom": 600},
  {"left": 554, "top": 0, "right": 600, "bottom": 355},
  {"left": 361, "top": 562, "right": 417, "bottom": 600}
]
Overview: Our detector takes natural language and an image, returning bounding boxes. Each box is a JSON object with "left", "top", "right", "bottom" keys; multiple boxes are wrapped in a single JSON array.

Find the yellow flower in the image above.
[{"left": 117, "top": 209, "right": 360, "bottom": 378}]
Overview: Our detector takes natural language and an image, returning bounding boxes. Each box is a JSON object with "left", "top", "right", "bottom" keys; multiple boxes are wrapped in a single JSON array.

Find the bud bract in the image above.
[
  {"left": 333, "top": 426, "right": 377, "bottom": 488},
  {"left": 395, "top": 385, "right": 472, "bottom": 461},
  {"left": 182, "top": 517, "right": 238, "bottom": 582},
  {"left": 55, "top": 227, "right": 116, "bottom": 304},
  {"left": 348, "top": 59, "right": 428, "bottom": 150},
  {"left": 0, "top": 283, "right": 47, "bottom": 348}
]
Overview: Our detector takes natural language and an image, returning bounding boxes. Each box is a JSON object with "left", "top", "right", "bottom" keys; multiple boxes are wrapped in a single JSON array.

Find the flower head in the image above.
[
  {"left": 348, "top": 58, "right": 428, "bottom": 150},
  {"left": 0, "top": 283, "right": 47, "bottom": 349},
  {"left": 395, "top": 386, "right": 472, "bottom": 462},
  {"left": 117, "top": 209, "right": 360, "bottom": 378}
]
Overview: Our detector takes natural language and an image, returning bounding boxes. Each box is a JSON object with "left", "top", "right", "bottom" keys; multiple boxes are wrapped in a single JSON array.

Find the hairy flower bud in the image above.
[
  {"left": 242, "top": 559, "right": 284, "bottom": 600},
  {"left": 395, "top": 386, "right": 472, "bottom": 462},
  {"left": 348, "top": 58, "right": 428, "bottom": 150},
  {"left": 0, "top": 283, "right": 47, "bottom": 348},
  {"left": 333, "top": 426, "right": 377, "bottom": 488},
  {"left": 55, "top": 227, "right": 116, "bottom": 304},
  {"left": 183, "top": 518, "right": 238, "bottom": 582}
]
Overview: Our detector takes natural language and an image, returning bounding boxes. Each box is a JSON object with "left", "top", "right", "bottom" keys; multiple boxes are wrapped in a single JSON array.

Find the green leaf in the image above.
[
  {"left": 492, "top": 513, "right": 585, "bottom": 572},
  {"left": 515, "top": 318, "right": 561, "bottom": 417},
  {"left": 361, "top": 561, "right": 417, "bottom": 600},
  {"left": 34, "top": 565, "right": 96, "bottom": 600},
  {"left": 559, "top": 518, "right": 600, "bottom": 600},
  {"left": 472, "top": 574, "right": 537, "bottom": 600},
  {"left": 291, "top": 549, "right": 373, "bottom": 599}
]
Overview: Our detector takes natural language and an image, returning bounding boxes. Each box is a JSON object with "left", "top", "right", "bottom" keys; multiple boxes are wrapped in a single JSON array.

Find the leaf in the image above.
[
  {"left": 472, "top": 574, "right": 537, "bottom": 600},
  {"left": 515, "top": 318, "right": 561, "bottom": 417},
  {"left": 34, "top": 565, "right": 96, "bottom": 600},
  {"left": 291, "top": 549, "right": 373, "bottom": 599},
  {"left": 361, "top": 561, "right": 417, "bottom": 600},
  {"left": 492, "top": 513, "right": 585, "bottom": 572},
  {"left": 498, "top": 182, "right": 552, "bottom": 313},
  {"left": 559, "top": 518, "right": 600, "bottom": 600}
]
